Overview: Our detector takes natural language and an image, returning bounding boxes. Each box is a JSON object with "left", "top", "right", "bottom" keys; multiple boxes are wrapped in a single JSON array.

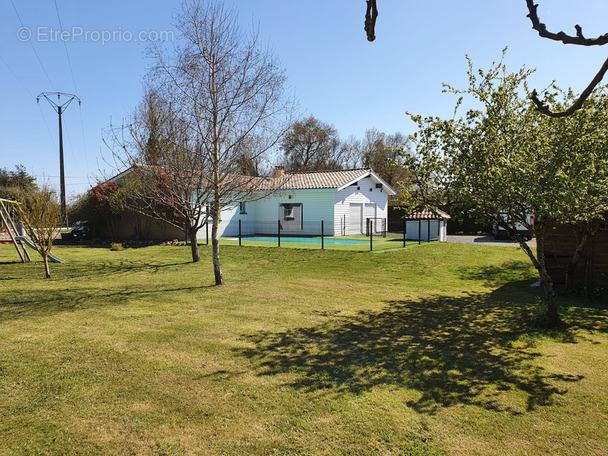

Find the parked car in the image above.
[
  {"left": 492, "top": 214, "right": 534, "bottom": 241},
  {"left": 69, "top": 220, "right": 89, "bottom": 240}
]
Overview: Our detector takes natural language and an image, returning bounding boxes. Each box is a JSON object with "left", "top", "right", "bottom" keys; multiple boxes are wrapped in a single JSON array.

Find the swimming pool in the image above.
[{"left": 227, "top": 236, "right": 368, "bottom": 245}]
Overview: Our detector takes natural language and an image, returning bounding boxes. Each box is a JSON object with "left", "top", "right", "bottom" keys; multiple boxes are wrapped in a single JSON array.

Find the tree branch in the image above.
[
  {"left": 364, "top": 0, "right": 378, "bottom": 42},
  {"left": 530, "top": 56, "right": 608, "bottom": 117},
  {"left": 525, "top": 1, "right": 608, "bottom": 116},
  {"left": 525, "top": 0, "right": 608, "bottom": 45}
]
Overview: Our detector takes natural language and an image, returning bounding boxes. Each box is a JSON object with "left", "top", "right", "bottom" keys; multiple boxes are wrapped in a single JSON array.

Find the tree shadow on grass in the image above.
[
  {"left": 0, "top": 282, "right": 214, "bottom": 322},
  {"left": 239, "top": 289, "right": 587, "bottom": 415},
  {"left": 457, "top": 260, "right": 535, "bottom": 287}
]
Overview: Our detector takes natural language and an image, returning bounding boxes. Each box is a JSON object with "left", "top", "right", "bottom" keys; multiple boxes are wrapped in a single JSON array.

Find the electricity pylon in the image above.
[{"left": 37, "top": 92, "right": 81, "bottom": 222}]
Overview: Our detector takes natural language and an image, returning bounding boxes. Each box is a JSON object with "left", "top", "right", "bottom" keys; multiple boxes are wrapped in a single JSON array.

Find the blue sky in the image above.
[{"left": 1, "top": 0, "right": 607, "bottom": 199}]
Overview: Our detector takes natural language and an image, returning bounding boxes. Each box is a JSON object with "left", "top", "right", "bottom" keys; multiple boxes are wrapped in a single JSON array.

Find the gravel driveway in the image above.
[{"left": 447, "top": 234, "right": 536, "bottom": 247}]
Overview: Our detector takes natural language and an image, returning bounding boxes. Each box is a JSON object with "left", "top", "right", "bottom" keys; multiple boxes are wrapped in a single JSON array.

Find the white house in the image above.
[{"left": 204, "top": 167, "right": 396, "bottom": 239}]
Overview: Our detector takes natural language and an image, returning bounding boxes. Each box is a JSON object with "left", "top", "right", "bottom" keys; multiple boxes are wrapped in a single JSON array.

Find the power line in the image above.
[
  {"left": 53, "top": 0, "right": 78, "bottom": 95},
  {"left": 52, "top": 0, "right": 89, "bottom": 175},
  {"left": 37, "top": 102, "right": 57, "bottom": 145},
  {"left": 10, "top": 0, "right": 56, "bottom": 91},
  {"left": 78, "top": 102, "right": 89, "bottom": 175},
  {"left": 0, "top": 53, "right": 57, "bottom": 147},
  {"left": 0, "top": 54, "right": 35, "bottom": 99},
  {"left": 34, "top": 175, "right": 91, "bottom": 179}
]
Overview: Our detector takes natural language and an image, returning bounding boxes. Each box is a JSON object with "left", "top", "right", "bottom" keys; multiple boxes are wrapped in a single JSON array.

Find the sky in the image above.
[{"left": 1, "top": 0, "right": 608, "bottom": 200}]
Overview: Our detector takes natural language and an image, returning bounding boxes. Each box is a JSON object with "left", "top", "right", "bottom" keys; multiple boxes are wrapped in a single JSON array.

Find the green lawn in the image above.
[{"left": 1, "top": 242, "right": 607, "bottom": 455}]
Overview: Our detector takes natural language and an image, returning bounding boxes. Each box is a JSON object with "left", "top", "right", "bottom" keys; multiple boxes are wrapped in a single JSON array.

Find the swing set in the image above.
[
  {"left": 0, "top": 198, "right": 31, "bottom": 263},
  {"left": 0, "top": 198, "right": 65, "bottom": 264}
]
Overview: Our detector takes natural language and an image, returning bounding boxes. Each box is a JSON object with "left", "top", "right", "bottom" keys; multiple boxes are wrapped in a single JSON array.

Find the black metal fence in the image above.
[{"left": 197, "top": 218, "right": 440, "bottom": 251}]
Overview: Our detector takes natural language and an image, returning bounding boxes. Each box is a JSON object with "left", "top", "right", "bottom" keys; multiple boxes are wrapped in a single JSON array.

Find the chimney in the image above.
[{"left": 274, "top": 166, "right": 285, "bottom": 178}]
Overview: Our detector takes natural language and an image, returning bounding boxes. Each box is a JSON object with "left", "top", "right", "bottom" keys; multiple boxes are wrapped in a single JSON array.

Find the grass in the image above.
[{"left": 1, "top": 241, "right": 607, "bottom": 455}]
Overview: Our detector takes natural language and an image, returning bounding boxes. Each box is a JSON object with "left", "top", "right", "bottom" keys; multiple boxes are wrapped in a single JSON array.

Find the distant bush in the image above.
[{"left": 110, "top": 242, "right": 124, "bottom": 251}]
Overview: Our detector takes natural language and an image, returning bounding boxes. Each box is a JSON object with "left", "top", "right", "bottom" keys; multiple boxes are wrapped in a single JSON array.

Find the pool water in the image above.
[{"left": 227, "top": 236, "right": 367, "bottom": 245}]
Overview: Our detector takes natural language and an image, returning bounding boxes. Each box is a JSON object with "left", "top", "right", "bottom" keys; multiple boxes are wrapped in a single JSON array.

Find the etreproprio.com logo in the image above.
[{"left": 17, "top": 26, "right": 174, "bottom": 45}]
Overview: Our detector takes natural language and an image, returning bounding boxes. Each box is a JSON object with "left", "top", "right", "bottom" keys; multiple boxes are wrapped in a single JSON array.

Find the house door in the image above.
[
  {"left": 430, "top": 220, "right": 440, "bottom": 241},
  {"left": 348, "top": 203, "right": 363, "bottom": 235},
  {"left": 364, "top": 203, "right": 377, "bottom": 233}
]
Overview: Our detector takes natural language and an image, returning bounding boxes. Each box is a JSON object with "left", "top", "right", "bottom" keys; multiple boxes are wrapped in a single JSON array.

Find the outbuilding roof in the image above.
[{"left": 402, "top": 206, "right": 451, "bottom": 220}]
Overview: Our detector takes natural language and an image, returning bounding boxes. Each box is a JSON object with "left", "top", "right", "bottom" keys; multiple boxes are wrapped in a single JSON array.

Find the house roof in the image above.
[
  {"left": 402, "top": 206, "right": 451, "bottom": 220},
  {"left": 269, "top": 168, "right": 396, "bottom": 195},
  {"left": 107, "top": 165, "right": 397, "bottom": 195}
]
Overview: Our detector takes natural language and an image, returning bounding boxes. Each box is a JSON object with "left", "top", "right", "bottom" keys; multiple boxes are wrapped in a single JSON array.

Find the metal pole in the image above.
[
  {"left": 370, "top": 219, "right": 373, "bottom": 251},
  {"left": 321, "top": 220, "right": 324, "bottom": 250},
  {"left": 278, "top": 220, "right": 281, "bottom": 247},
  {"left": 418, "top": 219, "right": 421, "bottom": 245},
  {"left": 403, "top": 219, "right": 406, "bottom": 248},
  {"left": 206, "top": 221, "right": 209, "bottom": 245},
  {"left": 428, "top": 219, "right": 431, "bottom": 243},
  {"left": 239, "top": 219, "right": 242, "bottom": 246},
  {"left": 57, "top": 106, "right": 66, "bottom": 222}
]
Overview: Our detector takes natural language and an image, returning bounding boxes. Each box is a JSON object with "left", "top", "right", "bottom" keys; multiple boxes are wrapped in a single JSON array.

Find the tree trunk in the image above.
[
  {"left": 211, "top": 198, "right": 224, "bottom": 286},
  {"left": 539, "top": 265, "right": 560, "bottom": 326},
  {"left": 535, "top": 231, "right": 561, "bottom": 327},
  {"left": 517, "top": 227, "right": 561, "bottom": 327},
  {"left": 43, "top": 254, "right": 51, "bottom": 279},
  {"left": 188, "top": 225, "right": 200, "bottom": 263}
]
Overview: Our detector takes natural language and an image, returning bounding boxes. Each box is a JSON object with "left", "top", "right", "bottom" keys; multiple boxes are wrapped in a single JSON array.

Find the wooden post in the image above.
[
  {"left": 321, "top": 220, "right": 324, "bottom": 250},
  {"left": 0, "top": 201, "right": 25, "bottom": 262}
]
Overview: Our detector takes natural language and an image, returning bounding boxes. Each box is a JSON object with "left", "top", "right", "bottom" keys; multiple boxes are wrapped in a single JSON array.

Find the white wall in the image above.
[
  {"left": 405, "top": 220, "right": 447, "bottom": 241},
  {"left": 198, "top": 189, "right": 337, "bottom": 239},
  {"left": 196, "top": 178, "right": 391, "bottom": 239},
  {"left": 334, "top": 177, "right": 389, "bottom": 236},
  {"left": 252, "top": 189, "right": 336, "bottom": 235}
]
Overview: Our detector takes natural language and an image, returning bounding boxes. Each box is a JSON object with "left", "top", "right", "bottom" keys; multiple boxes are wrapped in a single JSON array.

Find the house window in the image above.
[
  {"left": 239, "top": 202, "right": 247, "bottom": 214},
  {"left": 283, "top": 203, "right": 294, "bottom": 219}
]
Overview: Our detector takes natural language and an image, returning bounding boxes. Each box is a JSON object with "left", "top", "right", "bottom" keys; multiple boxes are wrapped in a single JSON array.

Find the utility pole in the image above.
[{"left": 37, "top": 92, "right": 81, "bottom": 223}]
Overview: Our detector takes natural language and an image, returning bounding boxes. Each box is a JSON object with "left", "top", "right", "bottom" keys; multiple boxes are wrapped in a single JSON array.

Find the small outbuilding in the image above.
[
  {"left": 402, "top": 206, "right": 450, "bottom": 242},
  {"left": 544, "top": 220, "right": 608, "bottom": 289}
]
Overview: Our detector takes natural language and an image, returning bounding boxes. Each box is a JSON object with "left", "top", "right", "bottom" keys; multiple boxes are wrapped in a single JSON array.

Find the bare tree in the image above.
[
  {"left": 106, "top": 89, "right": 208, "bottom": 262},
  {"left": 360, "top": 129, "right": 411, "bottom": 198},
  {"left": 281, "top": 116, "right": 342, "bottom": 171},
  {"left": 111, "top": 0, "right": 293, "bottom": 285},
  {"left": 338, "top": 135, "right": 363, "bottom": 169},
  {"left": 16, "top": 185, "right": 63, "bottom": 279}
]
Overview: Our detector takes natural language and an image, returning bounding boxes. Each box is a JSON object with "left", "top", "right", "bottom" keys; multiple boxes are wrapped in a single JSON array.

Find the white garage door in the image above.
[
  {"left": 348, "top": 203, "right": 363, "bottom": 235},
  {"left": 364, "top": 203, "right": 377, "bottom": 232}
]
